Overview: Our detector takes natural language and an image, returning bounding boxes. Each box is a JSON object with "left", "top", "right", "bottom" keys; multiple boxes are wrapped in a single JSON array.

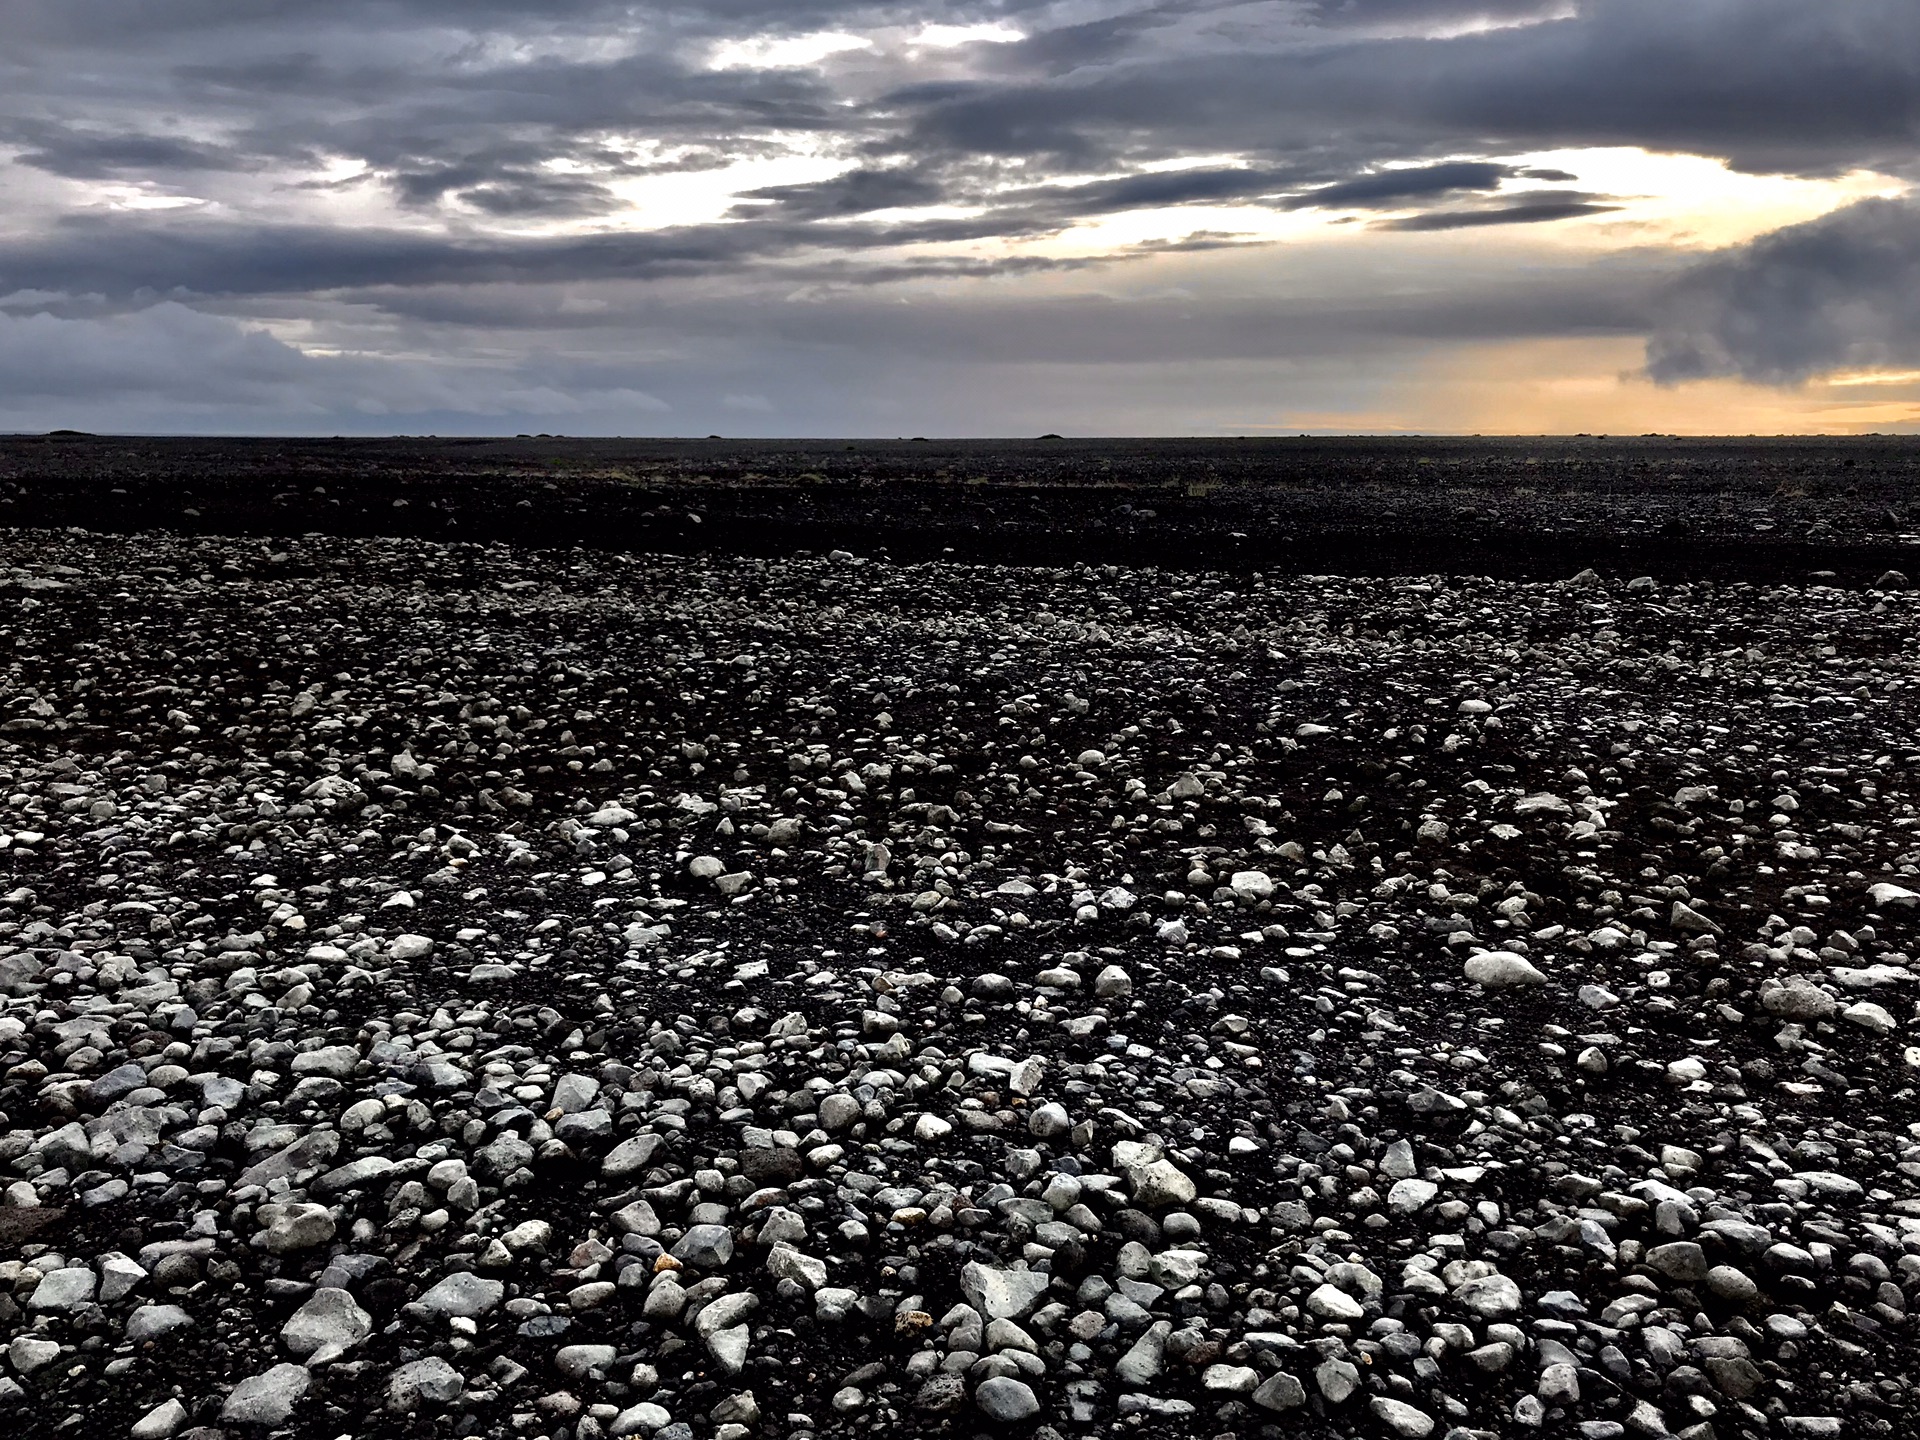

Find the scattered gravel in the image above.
[{"left": 1, "top": 528, "right": 1918, "bottom": 1440}]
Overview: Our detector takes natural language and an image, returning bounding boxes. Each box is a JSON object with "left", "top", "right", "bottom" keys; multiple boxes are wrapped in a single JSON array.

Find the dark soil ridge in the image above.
[{"left": 2, "top": 434, "right": 1917, "bottom": 582}]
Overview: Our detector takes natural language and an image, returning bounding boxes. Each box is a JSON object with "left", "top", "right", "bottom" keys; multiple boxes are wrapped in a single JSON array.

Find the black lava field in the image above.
[{"left": 1, "top": 437, "right": 1919, "bottom": 1440}]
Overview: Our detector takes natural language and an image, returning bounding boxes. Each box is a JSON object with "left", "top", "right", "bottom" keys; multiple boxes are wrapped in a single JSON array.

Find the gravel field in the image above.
[{"left": 2, "top": 525, "right": 1919, "bottom": 1440}]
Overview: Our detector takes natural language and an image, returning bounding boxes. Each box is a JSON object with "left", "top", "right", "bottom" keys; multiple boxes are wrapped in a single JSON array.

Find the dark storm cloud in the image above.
[
  {"left": 0, "top": 206, "right": 1089, "bottom": 305},
  {"left": 642, "top": 260, "right": 1662, "bottom": 362},
  {"left": 9, "top": 14, "right": 861, "bottom": 217},
  {"left": 1646, "top": 197, "right": 1920, "bottom": 386},
  {"left": 993, "top": 6, "right": 1195, "bottom": 76},
  {"left": 1375, "top": 193, "right": 1619, "bottom": 229},
  {"left": 10, "top": 0, "right": 1913, "bottom": 248},
  {"left": 1281, "top": 161, "right": 1514, "bottom": 209},
  {"left": 459, "top": 176, "right": 626, "bottom": 218},
  {"left": 0, "top": 219, "right": 772, "bottom": 301},
  {"left": 1059, "top": 165, "right": 1304, "bottom": 210},
  {"left": 0, "top": 249, "right": 1658, "bottom": 409},
  {"left": 384, "top": 144, "right": 644, "bottom": 217},
  {"left": 1297, "top": 0, "right": 1569, "bottom": 26},
  {"left": 3, "top": 122, "right": 257, "bottom": 180},
  {"left": 17, "top": 0, "right": 1910, "bottom": 225},
  {"left": 734, "top": 159, "right": 1577, "bottom": 232},
  {"left": 0, "top": 302, "right": 317, "bottom": 400},
  {"left": 895, "top": 0, "right": 1920, "bottom": 177},
  {"left": 7, "top": 0, "right": 995, "bottom": 44},
  {"left": 1014, "top": 157, "right": 1570, "bottom": 225},
  {"left": 30, "top": 226, "right": 729, "bottom": 299},
  {"left": 733, "top": 166, "right": 950, "bottom": 219},
  {"left": 2, "top": 0, "right": 1917, "bottom": 427},
  {"left": 249, "top": 54, "right": 848, "bottom": 206},
  {"left": 0, "top": 222, "right": 1677, "bottom": 433}
]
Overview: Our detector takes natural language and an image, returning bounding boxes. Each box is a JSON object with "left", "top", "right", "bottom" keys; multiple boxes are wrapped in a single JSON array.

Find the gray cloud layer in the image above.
[
  {"left": 1647, "top": 198, "right": 1920, "bottom": 386},
  {"left": 2, "top": 0, "right": 1917, "bottom": 430}
]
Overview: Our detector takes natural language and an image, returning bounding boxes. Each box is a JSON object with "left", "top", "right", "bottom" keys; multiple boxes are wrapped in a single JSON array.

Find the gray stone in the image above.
[
  {"left": 1646, "top": 1242, "right": 1709, "bottom": 1283},
  {"left": 1306, "top": 1283, "right": 1365, "bottom": 1321},
  {"left": 1371, "top": 1397, "right": 1436, "bottom": 1438},
  {"left": 556, "top": 1344, "right": 619, "bottom": 1380},
  {"left": 1114, "top": 1321, "right": 1170, "bottom": 1385},
  {"left": 414, "top": 1272, "right": 505, "bottom": 1319},
  {"left": 281, "top": 1287, "right": 372, "bottom": 1364},
  {"left": 766, "top": 1244, "right": 827, "bottom": 1290},
  {"left": 550, "top": 1073, "right": 602, "bottom": 1113},
  {"left": 126, "top": 1304, "right": 194, "bottom": 1342},
  {"left": 27, "top": 1267, "right": 96, "bottom": 1312},
  {"left": 387, "top": 1357, "right": 463, "bottom": 1412},
  {"left": 815, "top": 1287, "right": 857, "bottom": 1322},
  {"left": 1229, "top": 870, "right": 1275, "bottom": 902},
  {"left": 1387, "top": 1178, "right": 1437, "bottom": 1214},
  {"left": 693, "top": 1293, "right": 758, "bottom": 1339},
  {"left": 291, "top": 1044, "right": 360, "bottom": 1079},
  {"left": 1149, "top": 1248, "right": 1206, "bottom": 1287},
  {"left": 610, "top": 1401, "right": 673, "bottom": 1436},
  {"left": 89, "top": 1061, "right": 150, "bottom": 1103},
  {"left": 1202, "top": 1364, "right": 1259, "bottom": 1393},
  {"left": 706, "top": 1324, "right": 750, "bottom": 1374},
  {"left": 818, "top": 1093, "right": 861, "bottom": 1131},
  {"left": 98, "top": 1251, "right": 146, "bottom": 1304},
  {"left": 710, "top": 1393, "right": 759, "bottom": 1426},
  {"left": 1028, "top": 1102, "right": 1071, "bottom": 1138},
  {"left": 1453, "top": 1273, "right": 1522, "bottom": 1319},
  {"left": 1315, "top": 1357, "right": 1359, "bottom": 1404},
  {"left": 604, "top": 1133, "right": 665, "bottom": 1178},
  {"left": 756, "top": 1206, "right": 806, "bottom": 1247},
  {"left": 961, "top": 1261, "right": 1051, "bottom": 1320},
  {"left": 239, "top": 1130, "right": 342, "bottom": 1188},
  {"left": 1380, "top": 1139, "right": 1416, "bottom": 1180},
  {"left": 1707, "top": 1266, "right": 1759, "bottom": 1304},
  {"left": 1123, "top": 1158, "right": 1196, "bottom": 1209},
  {"left": 1669, "top": 900, "right": 1720, "bottom": 935},
  {"left": 612, "top": 1199, "right": 662, "bottom": 1236},
  {"left": 221, "top": 1363, "right": 311, "bottom": 1426},
  {"left": 130, "top": 1398, "right": 189, "bottom": 1440},
  {"left": 1539, "top": 1363, "right": 1581, "bottom": 1404},
  {"left": 1251, "top": 1370, "right": 1306, "bottom": 1410},
  {"left": 672, "top": 1223, "right": 734, "bottom": 1269},
  {"left": 555, "top": 1108, "right": 613, "bottom": 1143},
  {"left": 1463, "top": 951, "right": 1547, "bottom": 988},
  {"left": 1760, "top": 980, "right": 1836, "bottom": 1020},
  {"left": 472, "top": 1132, "right": 533, "bottom": 1181},
  {"left": 974, "top": 1376, "right": 1040, "bottom": 1422},
  {"left": 316, "top": 1155, "right": 397, "bottom": 1194},
  {"left": 1842, "top": 1000, "right": 1897, "bottom": 1033},
  {"left": 7, "top": 1337, "right": 59, "bottom": 1376},
  {"left": 264, "top": 1202, "right": 336, "bottom": 1253}
]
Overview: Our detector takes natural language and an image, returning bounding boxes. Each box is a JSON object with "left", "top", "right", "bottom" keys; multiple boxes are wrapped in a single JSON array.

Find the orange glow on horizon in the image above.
[{"left": 1274, "top": 338, "right": 1920, "bottom": 436}]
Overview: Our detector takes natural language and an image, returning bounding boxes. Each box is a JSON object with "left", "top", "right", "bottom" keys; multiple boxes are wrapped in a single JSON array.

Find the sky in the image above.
[{"left": 2, "top": 0, "right": 1918, "bottom": 436}]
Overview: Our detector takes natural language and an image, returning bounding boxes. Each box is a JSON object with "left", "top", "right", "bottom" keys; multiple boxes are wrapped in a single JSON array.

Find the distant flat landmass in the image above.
[{"left": 0, "top": 433, "right": 1915, "bottom": 581}]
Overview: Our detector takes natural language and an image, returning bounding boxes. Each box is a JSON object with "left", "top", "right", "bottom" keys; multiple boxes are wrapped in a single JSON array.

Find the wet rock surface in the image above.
[{"left": 0, "top": 521, "right": 1917, "bottom": 1440}]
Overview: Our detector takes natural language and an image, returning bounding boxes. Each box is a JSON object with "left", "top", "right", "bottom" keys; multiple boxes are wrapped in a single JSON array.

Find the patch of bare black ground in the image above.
[
  {"left": 0, "top": 459, "right": 1916, "bottom": 1440},
  {"left": 2, "top": 434, "right": 1919, "bottom": 582}
]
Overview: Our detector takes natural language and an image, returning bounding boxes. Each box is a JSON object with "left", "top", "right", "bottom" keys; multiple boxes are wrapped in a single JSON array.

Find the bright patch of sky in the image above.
[
  {"left": 909, "top": 23, "right": 1027, "bottom": 48},
  {"left": 707, "top": 31, "right": 874, "bottom": 70},
  {"left": 1492, "top": 149, "right": 1909, "bottom": 251},
  {"left": 605, "top": 148, "right": 852, "bottom": 231}
]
